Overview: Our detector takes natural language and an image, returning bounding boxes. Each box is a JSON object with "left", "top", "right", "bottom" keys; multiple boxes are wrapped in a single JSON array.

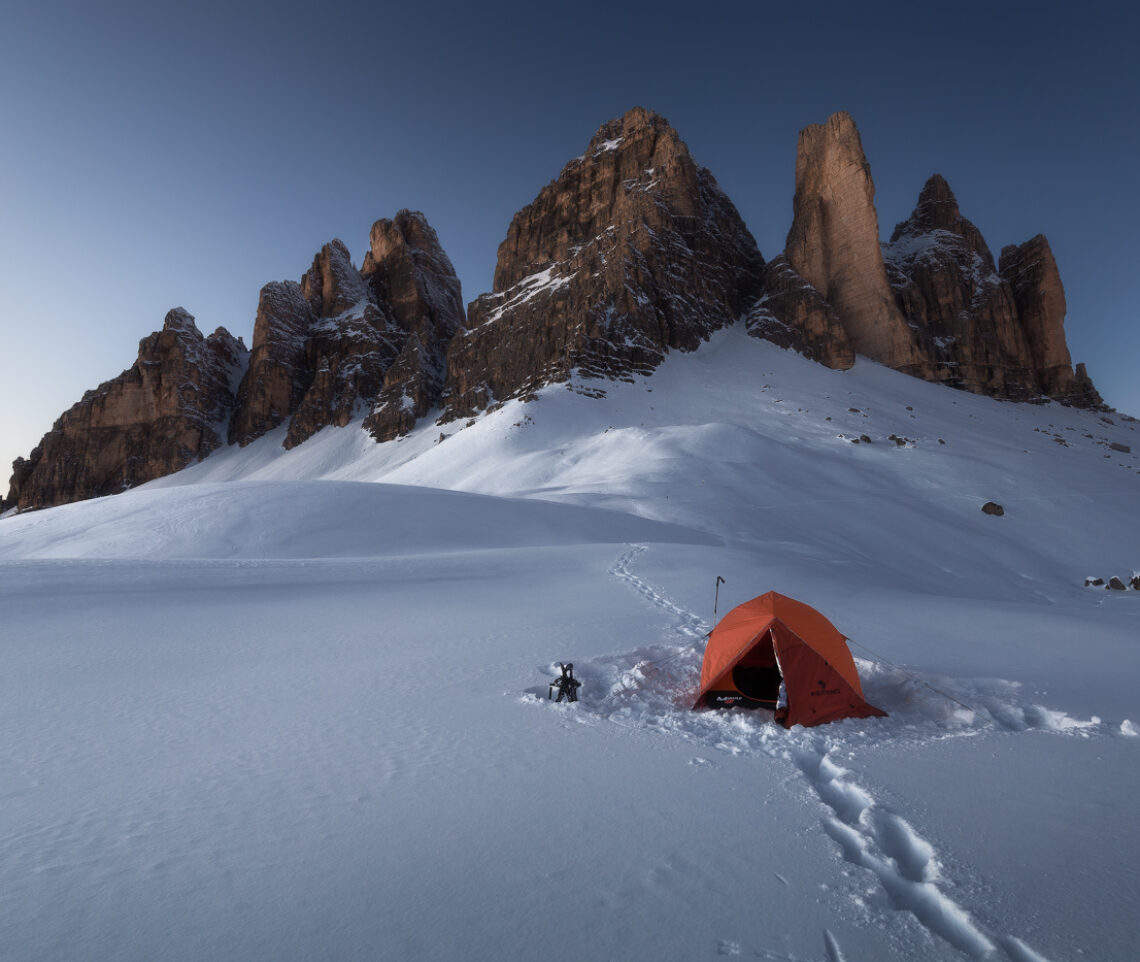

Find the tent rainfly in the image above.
[{"left": 693, "top": 591, "right": 886, "bottom": 728}]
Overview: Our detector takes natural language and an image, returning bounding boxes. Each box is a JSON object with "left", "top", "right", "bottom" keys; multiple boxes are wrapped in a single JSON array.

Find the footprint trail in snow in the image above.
[{"left": 588, "top": 542, "right": 1061, "bottom": 962}]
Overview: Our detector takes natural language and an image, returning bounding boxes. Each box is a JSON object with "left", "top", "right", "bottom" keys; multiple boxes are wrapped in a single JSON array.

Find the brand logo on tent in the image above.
[{"left": 811, "top": 680, "right": 840, "bottom": 697}]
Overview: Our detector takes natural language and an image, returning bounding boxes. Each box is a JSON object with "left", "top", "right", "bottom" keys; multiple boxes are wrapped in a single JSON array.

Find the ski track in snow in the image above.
[{"left": 578, "top": 542, "right": 1086, "bottom": 962}]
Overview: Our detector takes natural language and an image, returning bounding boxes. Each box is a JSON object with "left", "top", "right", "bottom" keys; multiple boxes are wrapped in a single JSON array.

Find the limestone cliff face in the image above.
[
  {"left": 883, "top": 174, "right": 1035, "bottom": 397},
  {"left": 785, "top": 111, "right": 925, "bottom": 374},
  {"left": 228, "top": 280, "right": 314, "bottom": 445},
  {"left": 230, "top": 214, "right": 465, "bottom": 449},
  {"left": 440, "top": 107, "right": 764, "bottom": 420},
  {"left": 884, "top": 178, "right": 1101, "bottom": 405},
  {"left": 999, "top": 235, "right": 1101, "bottom": 405},
  {"left": 284, "top": 239, "right": 400, "bottom": 449},
  {"left": 5, "top": 309, "right": 246, "bottom": 511},
  {"left": 7, "top": 212, "right": 465, "bottom": 511},
  {"left": 361, "top": 211, "right": 466, "bottom": 442},
  {"left": 745, "top": 256, "right": 854, "bottom": 369},
  {"left": 230, "top": 238, "right": 399, "bottom": 450},
  {"left": 6, "top": 109, "right": 1109, "bottom": 514},
  {"left": 783, "top": 113, "right": 1101, "bottom": 407}
]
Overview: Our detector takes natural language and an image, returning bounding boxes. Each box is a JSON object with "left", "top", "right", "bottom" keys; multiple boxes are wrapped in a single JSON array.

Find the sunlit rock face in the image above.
[
  {"left": 785, "top": 112, "right": 1101, "bottom": 407},
  {"left": 440, "top": 106, "right": 765, "bottom": 420},
  {"left": 5, "top": 108, "right": 1108, "bottom": 514},
  {"left": 6, "top": 309, "right": 247, "bottom": 511},
  {"left": 785, "top": 111, "right": 926, "bottom": 375}
]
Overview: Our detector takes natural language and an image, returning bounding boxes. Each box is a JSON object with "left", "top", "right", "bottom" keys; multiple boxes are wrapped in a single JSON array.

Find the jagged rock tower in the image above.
[
  {"left": 784, "top": 111, "right": 926, "bottom": 373},
  {"left": 779, "top": 111, "right": 1101, "bottom": 406},
  {"left": 228, "top": 211, "right": 465, "bottom": 450},
  {"left": 440, "top": 106, "right": 765, "bottom": 420},
  {"left": 6, "top": 309, "right": 247, "bottom": 510},
  {"left": 3, "top": 108, "right": 1104, "bottom": 514}
]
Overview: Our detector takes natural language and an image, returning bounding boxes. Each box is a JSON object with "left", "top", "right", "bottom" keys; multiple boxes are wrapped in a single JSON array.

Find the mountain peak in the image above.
[
  {"left": 786, "top": 111, "right": 924, "bottom": 372},
  {"left": 3, "top": 108, "right": 1109, "bottom": 514},
  {"left": 446, "top": 107, "right": 763, "bottom": 421},
  {"left": 890, "top": 173, "right": 978, "bottom": 244},
  {"left": 586, "top": 106, "right": 670, "bottom": 147},
  {"left": 162, "top": 306, "right": 198, "bottom": 334}
]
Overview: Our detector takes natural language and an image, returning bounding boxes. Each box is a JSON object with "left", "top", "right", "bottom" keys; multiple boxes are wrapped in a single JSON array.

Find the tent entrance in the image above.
[{"left": 730, "top": 635, "right": 781, "bottom": 708}]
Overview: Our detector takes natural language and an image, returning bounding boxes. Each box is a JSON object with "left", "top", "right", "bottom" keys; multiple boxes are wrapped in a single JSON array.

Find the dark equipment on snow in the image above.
[{"left": 549, "top": 662, "right": 581, "bottom": 703}]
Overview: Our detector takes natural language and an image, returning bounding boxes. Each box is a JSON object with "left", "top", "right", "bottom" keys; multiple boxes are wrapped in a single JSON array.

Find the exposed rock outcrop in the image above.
[
  {"left": 228, "top": 280, "right": 314, "bottom": 445},
  {"left": 745, "top": 255, "right": 854, "bottom": 369},
  {"left": 283, "top": 239, "right": 400, "bottom": 449},
  {"left": 782, "top": 112, "right": 1101, "bottom": 407},
  {"left": 439, "top": 107, "right": 764, "bottom": 420},
  {"left": 5, "top": 109, "right": 1109, "bottom": 514},
  {"left": 883, "top": 174, "right": 1035, "bottom": 397},
  {"left": 361, "top": 211, "right": 466, "bottom": 442},
  {"left": 784, "top": 111, "right": 925, "bottom": 374},
  {"left": 5, "top": 309, "right": 246, "bottom": 511},
  {"left": 999, "top": 235, "right": 1102, "bottom": 406},
  {"left": 230, "top": 213, "right": 465, "bottom": 449},
  {"left": 229, "top": 237, "right": 399, "bottom": 450}
]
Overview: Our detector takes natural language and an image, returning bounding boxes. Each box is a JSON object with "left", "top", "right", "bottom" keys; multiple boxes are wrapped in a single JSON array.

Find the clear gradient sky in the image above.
[{"left": 2, "top": 0, "right": 1137, "bottom": 482}]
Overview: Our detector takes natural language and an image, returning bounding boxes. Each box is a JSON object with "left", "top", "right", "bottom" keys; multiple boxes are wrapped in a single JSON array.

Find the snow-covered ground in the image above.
[{"left": 2, "top": 325, "right": 1138, "bottom": 961}]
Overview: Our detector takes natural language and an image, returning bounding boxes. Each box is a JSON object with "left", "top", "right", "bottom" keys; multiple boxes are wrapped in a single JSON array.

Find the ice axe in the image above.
[{"left": 712, "top": 575, "right": 725, "bottom": 627}]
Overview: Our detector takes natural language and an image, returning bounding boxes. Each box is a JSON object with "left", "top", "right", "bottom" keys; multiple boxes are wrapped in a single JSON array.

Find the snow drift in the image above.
[{"left": 1, "top": 326, "right": 1137, "bottom": 962}]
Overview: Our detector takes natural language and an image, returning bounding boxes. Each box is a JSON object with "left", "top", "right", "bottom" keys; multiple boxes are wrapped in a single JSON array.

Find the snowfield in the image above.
[{"left": 2, "top": 325, "right": 1138, "bottom": 961}]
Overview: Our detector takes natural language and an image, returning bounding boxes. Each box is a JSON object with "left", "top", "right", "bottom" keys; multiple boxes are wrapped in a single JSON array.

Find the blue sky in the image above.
[{"left": 2, "top": 0, "right": 1137, "bottom": 481}]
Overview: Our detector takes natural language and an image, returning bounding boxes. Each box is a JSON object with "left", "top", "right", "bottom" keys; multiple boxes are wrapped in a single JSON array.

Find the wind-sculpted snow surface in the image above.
[
  {"left": 2, "top": 325, "right": 1138, "bottom": 961},
  {"left": 547, "top": 543, "right": 1133, "bottom": 961},
  {"left": 0, "top": 482, "right": 714, "bottom": 560}
]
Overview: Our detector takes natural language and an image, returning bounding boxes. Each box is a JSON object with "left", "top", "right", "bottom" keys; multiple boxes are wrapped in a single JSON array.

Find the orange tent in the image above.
[{"left": 693, "top": 591, "right": 886, "bottom": 728}]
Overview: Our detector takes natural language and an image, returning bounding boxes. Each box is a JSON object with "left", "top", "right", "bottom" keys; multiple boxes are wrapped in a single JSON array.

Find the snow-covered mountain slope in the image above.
[
  {"left": 1, "top": 324, "right": 1137, "bottom": 962},
  {"left": 0, "top": 481, "right": 712, "bottom": 560}
]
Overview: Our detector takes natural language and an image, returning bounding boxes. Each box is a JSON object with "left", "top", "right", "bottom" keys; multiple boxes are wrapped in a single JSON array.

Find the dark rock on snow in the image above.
[
  {"left": 3, "top": 108, "right": 1109, "bottom": 512},
  {"left": 443, "top": 106, "right": 763, "bottom": 421},
  {"left": 6, "top": 309, "right": 246, "bottom": 511}
]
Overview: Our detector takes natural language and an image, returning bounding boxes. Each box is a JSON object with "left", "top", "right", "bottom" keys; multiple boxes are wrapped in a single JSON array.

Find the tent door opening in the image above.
[{"left": 729, "top": 635, "right": 782, "bottom": 709}]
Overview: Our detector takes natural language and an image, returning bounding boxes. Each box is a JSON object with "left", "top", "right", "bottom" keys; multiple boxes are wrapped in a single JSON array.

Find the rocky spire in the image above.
[
  {"left": 362, "top": 210, "right": 467, "bottom": 441},
  {"left": 883, "top": 173, "right": 1033, "bottom": 396},
  {"left": 228, "top": 280, "right": 314, "bottom": 446},
  {"left": 890, "top": 173, "right": 993, "bottom": 262},
  {"left": 784, "top": 111, "right": 925, "bottom": 374},
  {"left": 228, "top": 238, "right": 399, "bottom": 450},
  {"left": 230, "top": 214, "right": 466, "bottom": 450},
  {"left": 999, "top": 235, "right": 1102, "bottom": 405},
  {"left": 782, "top": 116, "right": 1101, "bottom": 407},
  {"left": 883, "top": 174, "right": 1101, "bottom": 405}
]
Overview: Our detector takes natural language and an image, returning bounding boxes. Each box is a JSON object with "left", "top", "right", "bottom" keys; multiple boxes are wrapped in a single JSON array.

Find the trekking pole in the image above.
[{"left": 712, "top": 576, "right": 725, "bottom": 627}]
